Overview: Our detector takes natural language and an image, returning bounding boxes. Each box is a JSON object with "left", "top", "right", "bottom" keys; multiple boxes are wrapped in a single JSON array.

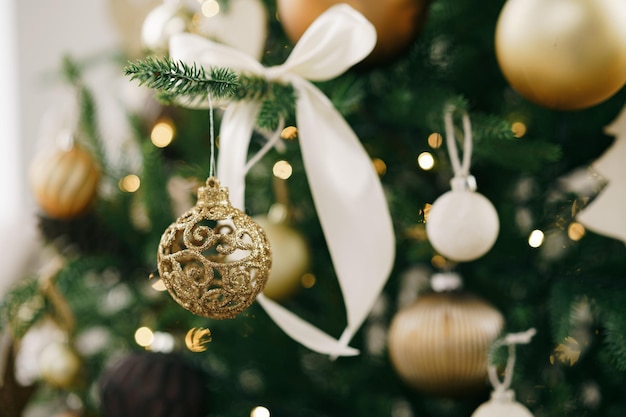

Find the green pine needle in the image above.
[{"left": 124, "top": 56, "right": 239, "bottom": 102}]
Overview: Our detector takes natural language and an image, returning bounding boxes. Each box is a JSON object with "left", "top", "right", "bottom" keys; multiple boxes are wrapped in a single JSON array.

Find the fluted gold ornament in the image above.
[
  {"left": 157, "top": 177, "right": 271, "bottom": 319},
  {"left": 29, "top": 145, "right": 100, "bottom": 220},
  {"left": 388, "top": 291, "right": 504, "bottom": 397},
  {"left": 495, "top": 0, "right": 626, "bottom": 110}
]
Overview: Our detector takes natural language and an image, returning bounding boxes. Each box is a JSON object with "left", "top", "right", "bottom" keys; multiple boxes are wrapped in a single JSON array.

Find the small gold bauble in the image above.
[
  {"left": 388, "top": 291, "right": 504, "bottom": 397},
  {"left": 29, "top": 145, "right": 100, "bottom": 220},
  {"left": 157, "top": 177, "right": 271, "bottom": 319},
  {"left": 254, "top": 216, "right": 310, "bottom": 301},
  {"left": 38, "top": 341, "right": 81, "bottom": 388},
  {"left": 276, "top": 0, "right": 430, "bottom": 67},
  {"left": 495, "top": 0, "right": 626, "bottom": 110}
]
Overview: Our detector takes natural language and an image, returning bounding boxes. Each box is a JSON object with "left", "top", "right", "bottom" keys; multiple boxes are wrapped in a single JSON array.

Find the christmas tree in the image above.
[{"left": 2, "top": 0, "right": 626, "bottom": 416}]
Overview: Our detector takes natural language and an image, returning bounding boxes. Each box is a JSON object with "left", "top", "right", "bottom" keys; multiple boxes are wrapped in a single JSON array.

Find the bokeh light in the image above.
[
  {"left": 273, "top": 160, "right": 293, "bottom": 179},
  {"left": 151, "top": 278, "right": 167, "bottom": 291},
  {"left": 568, "top": 222, "right": 586, "bottom": 241},
  {"left": 372, "top": 158, "right": 387, "bottom": 176},
  {"left": 119, "top": 174, "right": 141, "bottom": 193},
  {"left": 134, "top": 327, "right": 154, "bottom": 347},
  {"left": 201, "top": 0, "right": 220, "bottom": 17},
  {"left": 417, "top": 152, "right": 435, "bottom": 170},
  {"left": 301, "top": 273, "right": 316, "bottom": 288},
  {"left": 251, "top": 406, "right": 270, "bottom": 417},
  {"left": 427, "top": 132, "right": 443, "bottom": 149},
  {"left": 151, "top": 119, "right": 175, "bottom": 148},
  {"left": 528, "top": 229, "right": 545, "bottom": 248},
  {"left": 511, "top": 122, "right": 527, "bottom": 138}
]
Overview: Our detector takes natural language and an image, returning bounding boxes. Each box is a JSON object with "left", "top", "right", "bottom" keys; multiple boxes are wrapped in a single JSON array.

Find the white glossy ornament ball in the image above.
[
  {"left": 426, "top": 189, "right": 499, "bottom": 262},
  {"left": 39, "top": 341, "right": 81, "bottom": 388},
  {"left": 255, "top": 216, "right": 311, "bottom": 301},
  {"left": 141, "top": 3, "right": 193, "bottom": 53},
  {"left": 472, "top": 390, "right": 534, "bottom": 417},
  {"left": 495, "top": 0, "right": 626, "bottom": 110}
]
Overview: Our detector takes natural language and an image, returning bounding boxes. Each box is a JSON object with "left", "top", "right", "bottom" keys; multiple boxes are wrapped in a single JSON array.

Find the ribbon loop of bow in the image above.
[{"left": 169, "top": 4, "right": 395, "bottom": 357}]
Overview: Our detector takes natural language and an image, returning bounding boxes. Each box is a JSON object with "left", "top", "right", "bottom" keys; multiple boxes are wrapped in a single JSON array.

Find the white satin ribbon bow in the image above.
[{"left": 169, "top": 4, "right": 395, "bottom": 357}]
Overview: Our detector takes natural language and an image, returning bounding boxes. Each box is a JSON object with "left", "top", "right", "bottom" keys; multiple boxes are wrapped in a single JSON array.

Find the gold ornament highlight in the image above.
[
  {"left": 157, "top": 177, "right": 271, "bottom": 319},
  {"left": 495, "top": 0, "right": 626, "bottom": 110}
]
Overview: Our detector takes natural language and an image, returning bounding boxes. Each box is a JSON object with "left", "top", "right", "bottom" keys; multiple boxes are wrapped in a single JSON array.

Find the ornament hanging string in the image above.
[
  {"left": 443, "top": 106, "right": 475, "bottom": 191},
  {"left": 169, "top": 4, "right": 395, "bottom": 357},
  {"left": 487, "top": 328, "right": 537, "bottom": 393},
  {"left": 208, "top": 91, "right": 216, "bottom": 177}
]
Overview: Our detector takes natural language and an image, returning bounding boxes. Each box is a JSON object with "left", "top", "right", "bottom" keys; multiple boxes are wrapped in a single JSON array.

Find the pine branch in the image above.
[
  {"left": 124, "top": 57, "right": 239, "bottom": 101},
  {"left": 124, "top": 56, "right": 296, "bottom": 131}
]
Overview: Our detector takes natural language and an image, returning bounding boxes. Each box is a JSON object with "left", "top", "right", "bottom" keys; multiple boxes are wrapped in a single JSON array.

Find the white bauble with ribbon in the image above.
[
  {"left": 168, "top": 4, "right": 394, "bottom": 357},
  {"left": 426, "top": 107, "right": 499, "bottom": 262},
  {"left": 471, "top": 390, "right": 534, "bottom": 417},
  {"left": 426, "top": 179, "right": 499, "bottom": 262}
]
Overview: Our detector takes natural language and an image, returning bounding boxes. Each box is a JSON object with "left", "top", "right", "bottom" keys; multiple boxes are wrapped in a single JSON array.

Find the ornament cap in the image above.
[
  {"left": 450, "top": 175, "right": 477, "bottom": 192},
  {"left": 491, "top": 388, "right": 516, "bottom": 403},
  {"left": 197, "top": 177, "right": 230, "bottom": 208}
]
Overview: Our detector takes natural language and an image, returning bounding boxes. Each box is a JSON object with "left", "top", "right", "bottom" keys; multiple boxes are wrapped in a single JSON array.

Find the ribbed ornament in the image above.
[
  {"left": 388, "top": 291, "right": 504, "bottom": 397},
  {"left": 29, "top": 145, "right": 100, "bottom": 220}
]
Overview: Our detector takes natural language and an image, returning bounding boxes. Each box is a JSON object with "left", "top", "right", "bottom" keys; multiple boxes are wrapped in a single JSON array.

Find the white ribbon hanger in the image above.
[{"left": 169, "top": 4, "right": 395, "bottom": 357}]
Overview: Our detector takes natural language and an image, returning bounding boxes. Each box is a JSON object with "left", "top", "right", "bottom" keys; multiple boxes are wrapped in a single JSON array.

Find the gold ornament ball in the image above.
[
  {"left": 276, "top": 0, "right": 430, "bottom": 67},
  {"left": 38, "top": 342, "right": 81, "bottom": 388},
  {"left": 495, "top": 0, "right": 626, "bottom": 110},
  {"left": 254, "top": 216, "right": 311, "bottom": 301},
  {"left": 158, "top": 177, "right": 271, "bottom": 319},
  {"left": 29, "top": 145, "right": 100, "bottom": 220},
  {"left": 387, "top": 291, "right": 504, "bottom": 397}
]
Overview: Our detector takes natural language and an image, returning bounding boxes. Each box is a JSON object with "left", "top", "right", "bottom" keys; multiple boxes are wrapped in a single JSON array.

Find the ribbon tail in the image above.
[
  {"left": 256, "top": 293, "right": 359, "bottom": 357},
  {"left": 295, "top": 81, "right": 395, "bottom": 349},
  {"left": 217, "top": 101, "right": 262, "bottom": 210}
]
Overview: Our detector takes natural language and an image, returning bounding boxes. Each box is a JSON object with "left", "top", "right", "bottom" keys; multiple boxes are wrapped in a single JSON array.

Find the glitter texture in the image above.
[{"left": 157, "top": 177, "right": 271, "bottom": 319}]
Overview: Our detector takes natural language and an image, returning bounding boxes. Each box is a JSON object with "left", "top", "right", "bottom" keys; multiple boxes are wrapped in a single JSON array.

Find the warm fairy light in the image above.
[
  {"left": 201, "top": 0, "right": 220, "bottom": 17},
  {"left": 273, "top": 160, "right": 293, "bottom": 179},
  {"left": 151, "top": 120, "right": 175, "bottom": 148},
  {"left": 427, "top": 132, "right": 443, "bottom": 149},
  {"left": 134, "top": 327, "right": 154, "bottom": 347},
  {"left": 301, "top": 273, "right": 316, "bottom": 288},
  {"left": 250, "top": 406, "right": 271, "bottom": 417},
  {"left": 511, "top": 122, "right": 527, "bottom": 138},
  {"left": 280, "top": 126, "right": 298, "bottom": 140},
  {"left": 119, "top": 174, "right": 141, "bottom": 192},
  {"left": 151, "top": 278, "right": 167, "bottom": 291},
  {"left": 431, "top": 255, "right": 447, "bottom": 269},
  {"left": 528, "top": 229, "right": 545, "bottom": 248},
  {"left": 372, "top": 158, "right": 387, "bottom": 176},
  {"left": 151, "top": 332, "right": 175, "bottom": 353},
  {"left": 568, "top": 222, "right": 586, "bottom": 241},
  {"left": 417, "top": 152, "right": 435, "bottom": 170}
]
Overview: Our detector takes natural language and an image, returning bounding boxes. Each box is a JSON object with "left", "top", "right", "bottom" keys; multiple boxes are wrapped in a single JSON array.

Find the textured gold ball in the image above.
[
  {"left": 157, "top": 177, "right": 271, "bottom": 319},
  {"left": 495, "top": 0, "right": 626, "bottom": 110},
  {"left": 276, "top": 0, "right": 430, "bottom": 67},
  {"left": 29, "top": 146, "right": 100, "bottom": 220},
  {"left": 388, "top": 291, "right": 504, "bottom": 397},
  {"left": 254, "top": 216, "right": 311, "bottom": 301}
]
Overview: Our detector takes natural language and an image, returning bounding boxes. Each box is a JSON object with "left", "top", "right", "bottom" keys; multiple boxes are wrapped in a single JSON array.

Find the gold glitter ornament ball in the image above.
[
  {"left": 495, "top": 0, "right": 626, "bottom": 110},
  {"left": 388, "top": 291, "right": 504, "bottom": 397},
  {"left": 29, "top": 145, "right": 100, "bottom": 220},
  {"left": 157, "top": 177, "right": 271, "bottom": 319}
]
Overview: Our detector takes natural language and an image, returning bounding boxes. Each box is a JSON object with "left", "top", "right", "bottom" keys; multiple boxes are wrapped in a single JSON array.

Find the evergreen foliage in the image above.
[{"left": 2, "top": 0, "right": 626, "bottom": 416}]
